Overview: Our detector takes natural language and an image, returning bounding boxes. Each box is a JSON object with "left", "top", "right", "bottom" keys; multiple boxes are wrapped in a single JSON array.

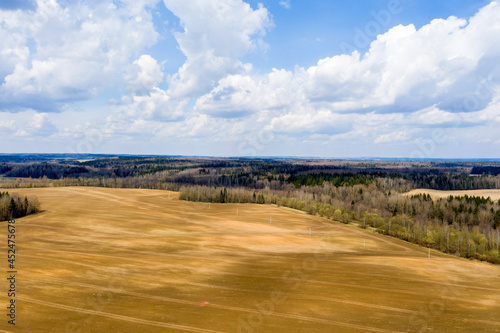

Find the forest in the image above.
[
  {"left": 0, "top": 191, "right": 41, "bottom": 221},
  {"left": 1, "top": 155, "right": 500, "bottom": 263}
]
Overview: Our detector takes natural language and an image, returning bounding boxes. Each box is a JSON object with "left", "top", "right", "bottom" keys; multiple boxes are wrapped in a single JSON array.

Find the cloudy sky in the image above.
[{"left": 1, "top": 0, "right": 499, "bottom": 158}]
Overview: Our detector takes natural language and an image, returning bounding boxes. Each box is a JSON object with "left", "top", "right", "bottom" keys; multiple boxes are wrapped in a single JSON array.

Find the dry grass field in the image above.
[
  {"left": 406, "top": 189, "right": 500, "bottom": 201},
  {"left": 1, "top": 187, "right": 499, "bottom": 333}
]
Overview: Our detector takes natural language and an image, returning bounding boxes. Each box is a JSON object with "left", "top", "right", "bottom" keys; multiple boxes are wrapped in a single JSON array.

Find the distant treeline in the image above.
[
  {"left": 287, "top": 171, "right": 500, "bottom": 191},
  {"left": 0, "top": 192, "right": 40, "bottom": 220},
  {"left": 471, "top": 166, "right": 500, "bottom": 176},
  {"left": 288, "top": 172, "right": 375, "bottom": 188},
  {"left": 404, "top": 172, "right": 500, "bottom": 190},
  {"left": 0, "top": 176, "right": 182, "bottom": 192},
  {"left": 5, "top": 163, "right": 89, "bottom": 179},
  {"left": 0, "top": 163, "right": 11, "bottom": 174},
  {"left": 2, "top": 159, "right": 500, "bottom": 192}
]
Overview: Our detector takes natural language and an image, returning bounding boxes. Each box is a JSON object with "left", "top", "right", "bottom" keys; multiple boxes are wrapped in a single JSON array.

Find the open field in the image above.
[
  {"left": 406, "top": 189, "right": 500, "bottom": 201},
  {"left": 1, "top": 187, "right": 499, "bottom": 333}
]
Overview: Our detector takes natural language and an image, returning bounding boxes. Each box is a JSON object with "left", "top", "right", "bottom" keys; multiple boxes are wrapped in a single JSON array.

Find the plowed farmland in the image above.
[{"left": 1, "top": 187, "right": 499, "bottom": 332}]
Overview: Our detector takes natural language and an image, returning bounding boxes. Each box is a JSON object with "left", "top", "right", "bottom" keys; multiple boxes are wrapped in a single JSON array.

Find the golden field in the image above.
[
  {"left": 406, "top": 189, "right": 500, "bottom": 201},
  {"left": 0, "top": 187, "right": 499, "bottom": 332}
]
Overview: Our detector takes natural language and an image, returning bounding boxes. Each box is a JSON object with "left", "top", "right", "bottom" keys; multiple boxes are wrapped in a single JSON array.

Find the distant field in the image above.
[
  {"left": 1, "top": 187, "right": 499, "bottom": 332},
  {"left": 406, "top": 189, "right": 500, "bottom": 201}
]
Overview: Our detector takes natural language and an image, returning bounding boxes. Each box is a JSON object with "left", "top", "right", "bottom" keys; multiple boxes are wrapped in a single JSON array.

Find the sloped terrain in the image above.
[{"left": 1, "top": 187, "right": 499, "bottom": 333}]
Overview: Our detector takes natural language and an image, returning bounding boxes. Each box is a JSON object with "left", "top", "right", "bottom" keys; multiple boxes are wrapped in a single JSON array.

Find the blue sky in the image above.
[{"left": 1, "top": 0, "right": 500, "bottom": 158}]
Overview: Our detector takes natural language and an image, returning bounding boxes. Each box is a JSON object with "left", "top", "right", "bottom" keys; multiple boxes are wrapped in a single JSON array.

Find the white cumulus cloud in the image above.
[
  {"left": 195, "top": 0, "right": 500, "bottom": 143},
  {"left": 163, "top": 0, "right": 273, "bottom": 98},
  {"left": 0, "top": 0, "right": 160, "bottom": 111}
]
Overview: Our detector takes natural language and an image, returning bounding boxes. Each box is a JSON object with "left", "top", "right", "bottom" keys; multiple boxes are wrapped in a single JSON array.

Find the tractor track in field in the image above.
[
  {"left": 15, "top": 291, "right": 403, "bottom": 333},
  {"left": 23, "top": 276, "right": 500, "bottom": 331},
  {"left": 15, "top": 296, "right": 223, "bottom": 333}
]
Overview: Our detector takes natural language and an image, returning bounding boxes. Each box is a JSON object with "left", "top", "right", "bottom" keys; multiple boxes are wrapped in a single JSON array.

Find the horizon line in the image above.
[{"left": 1, "top": 153, "right": 500, "bottom": 162}]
